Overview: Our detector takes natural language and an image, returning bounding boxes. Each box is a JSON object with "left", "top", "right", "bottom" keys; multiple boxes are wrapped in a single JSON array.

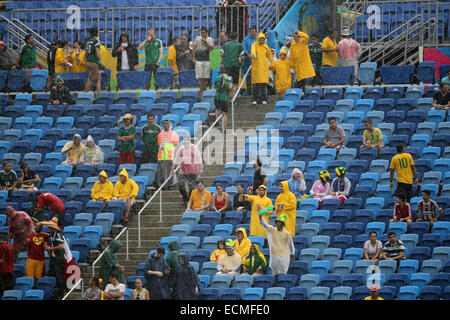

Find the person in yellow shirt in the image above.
[
  {"left": 185, "top": 180, "right": 211, "bottom": 212},
  {"left": 321, "top": 30, "right": 339, "bottom": 67},
  {"left": 244, "top": 185, "right": 273, "bottom": 239},
  {"left": 290, "top": 30, "right": 315, "bottom": 91},
  {"left": 69, "top": 40, "right": 87, "bottom": 73},
  {"left": 250, "top": 33, "right": 274, "bottom": 105},
  {"left": 271, "top": 48, "right": 292, "bottom": 95},
  {"left": 54, "top": 40, "right": 70, "bottom": 73},
  {"left": 112, "top": 168, "right": 139, "bottom": 223},
  {"left": 364, "top": 285, "right": 384, "bottom": 300},
  {"left": 210, "top": 239, "right": 226, "bottom": 262},
  {"left": 275, "top": 181, "right": 297, "bottom": 237},
  {"left": 234, "top": 227, "right": 252, "bottom": 259},
  {"left": 168, "top": 37, "right": 180, "bottom": 89},
  {"left": 389, "top": 144, "right": 419, "bottom": 203},
  {"left": 91, "top": 170, "right": 114, "bottom": 203}
]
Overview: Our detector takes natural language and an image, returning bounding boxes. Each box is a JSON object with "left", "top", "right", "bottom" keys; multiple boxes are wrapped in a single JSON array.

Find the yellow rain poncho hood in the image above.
[
  {"left": 233, "top": 227, "right": 252, "bottom": 259},
  {"left": 275, "top": 180, "right": 297, "bottom": 236},
  {"left": 91, "top": 170, "right": 114, "bottom": 201},
  {"left": 290, "top": 30, "right": 316, "bottom": 81},
  {"left": 250, "top": 33, "right": 274, "bottom": 85},
  {"left": 247, "top": 185, "right": 273, "bottom": 239},
  {"left": 272, "top": 47, "right": 293, "bottom": 95},
  {"left": 113, "top": 168, "right": 139, "bottom": 202}
]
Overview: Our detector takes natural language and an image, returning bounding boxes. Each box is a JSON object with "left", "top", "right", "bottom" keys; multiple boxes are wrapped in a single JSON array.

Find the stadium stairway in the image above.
[{"left": 68, "top": 94, "right": 280, "bottom": 299}]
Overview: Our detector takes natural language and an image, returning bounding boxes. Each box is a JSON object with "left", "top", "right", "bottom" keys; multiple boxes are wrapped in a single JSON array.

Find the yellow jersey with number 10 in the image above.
[{"left": 390, "top": 153, "right": 414, "bottom": 184}]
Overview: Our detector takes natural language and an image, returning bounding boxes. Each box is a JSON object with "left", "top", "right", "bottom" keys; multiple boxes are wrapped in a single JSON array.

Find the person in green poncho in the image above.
[
  {"left": 241, "top": 244, "right": 267, "bottom": 279},
  {"left": 165, "top": 240, "right": 180, "bottom": 297},
  {"left": 99, "top": 239, "right": 126, "bottom": 285}
]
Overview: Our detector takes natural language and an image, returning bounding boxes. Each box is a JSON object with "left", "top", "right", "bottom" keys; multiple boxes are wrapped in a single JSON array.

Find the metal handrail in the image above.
[
  {"left": 231, "top": 65, "right": 251, "bottom": 132},
  {"left": 62, "top": 278, "right": 83, "bottom": 300},
  {"left": 136, "top": 113, "right": 223, "bottom": 247},
  {"left": 11, "top": 18, "right": 51, "bottom": 46}
]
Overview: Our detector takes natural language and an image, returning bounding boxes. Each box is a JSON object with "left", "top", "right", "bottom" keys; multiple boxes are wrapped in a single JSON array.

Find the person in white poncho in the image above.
[
  {"left": 79, "top": 135, "right": 104, "bottom": 167},
  {"left": 259, "top": 213, "right": 295, "bottom": 285}
]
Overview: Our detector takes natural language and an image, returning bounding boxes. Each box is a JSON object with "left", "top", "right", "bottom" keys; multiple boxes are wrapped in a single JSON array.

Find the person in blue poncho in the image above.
[
  {"left": 266, "top": 30, "right": 280, "bottom": 59},
  {"left": 241, "top": 26, "right": 258, "bottom": 96}
]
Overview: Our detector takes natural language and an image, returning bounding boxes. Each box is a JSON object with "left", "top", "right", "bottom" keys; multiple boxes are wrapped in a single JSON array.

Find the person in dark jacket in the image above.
[
  {"left": 112, "top": 32, "right": 138, "bottom": 71},
  {"left": 45, "top": 40, "right": 58, "bottom": 91},
  {"left": 143, "top": 247, "right": 171, "bottom": 300},
  {"left": 50, "top": 76, "right": 70, "bottom": 105},
  {"left": 0, "top": 41, "right": 18, "bottom": 71},
  {"left": 175, "top": 252, "right": 199, "bottom": 300}
]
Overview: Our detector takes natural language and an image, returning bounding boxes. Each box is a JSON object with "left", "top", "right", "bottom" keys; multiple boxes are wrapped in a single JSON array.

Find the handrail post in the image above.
[
  {"left": 126, "top": 228, "right": 129, "bottom": 261},
  {"left": 160, "top": 188, "right": 163, "bottom": 223}
]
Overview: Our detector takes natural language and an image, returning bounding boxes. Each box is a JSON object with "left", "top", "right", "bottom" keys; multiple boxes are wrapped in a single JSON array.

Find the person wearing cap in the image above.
[
  {"left": 117, "top": 113, "right": 137, "bottom": 165},
  {"left": 90, "top": 170, "right": 114, "bottom": 203},
  {"left": 288, "top": 168, "right": 306, "bottom": 199},
  {"left": 244, "top": 185, "right": 273, "bottom": 238},
  {"left": 142, "top": 113, "right": 161, "bottom": 165},
  {"left": 210, "top": 239, "right": 227, "bottom": 262},
  {"left": 338, "top": 29, "right": 361, "bottom": 81},
  {"left": 365, "top": 285, "right": 384, "bottom": 300},
  {"left": 61, "top": 134, "right": 85, "bottom": 166},
  {"left": 0, "top": 234, "right": 14, "bottom": 296},
  {"left": 79, "top": 135, "right": 104, "bottom": 167},
  {"left": 112, "top": 168, "right": 139, "bottom": 223},
  {"left": 69, "top": 40, "right": 87, "bottom": 73},
  {"left": 290, "top": 30, "right": 315, "bottom": 91},
  {"left": 0, "top": 40, "right": 18, "bottom": 71},
  {"left": 84, "top": 27, "right": 104, "bottom": 93},
  {"left": 41, "top": 216, "right": 65, "bottom": 299},
  {"left": 24, "top": 222, "right": 48, "bottom": 281},
  {"left": 327, "top": 166, "right": 351, "bottom": 206},
  {"left": 361, "top": 119, "right": 383, "bottom": 156},
  {"left": 271, "top": 47, "right": 292, "bottom": 96},
  {"left": 156, "top": 119, "right": 179, "bottom": 190},
  {"left": 390, "top": 193, "right": 413, "bottom": 232},
  {"left": 50, "top": 75, "right": 70, "bottom": 105},
  {"left": 214, "top": 65, "right": 233, "bottom": 129},
  {"left": 5, "top": 206, "right": 33, "bottom": 255},
  {"left": 18, "top": 161, "right": 40, "bottom": 194},
  {"left": 321, "top": 30, "right": 339, "bottom": 67},
  {"left": 250, "top": 32, "right": 274, "bottom": 105},
  {"left": 215, "top": 239, "right": 242, "bottom": 280},
  {"left": 112, "top": 32, "right": 138, "bottom": 72},
  {"left": 234, "top": 227, "right": 252, "bottom": 259},
  {"left": 171, "top": 136, "right": 203, "bottom": 206},
  {"left": 275, "top": 181, "right": 297, "bottom": 237},
  {"left": 35, "top": 192, "right": 66, "bottom": 228},
  {"left": 259, "top": 213, "right": 295, "bottom": 284},
  {"left": 310, "top": 170, "right": 332, "bottom": 206},
  {"left": 241, "top": 243, "right": 267, "bottom": 279}
]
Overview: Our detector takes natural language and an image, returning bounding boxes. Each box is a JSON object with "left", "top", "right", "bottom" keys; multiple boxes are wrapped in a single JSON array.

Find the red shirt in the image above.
[
  {"left": 37, "top": 192, "right": 65, "bottom": 212},
  {"left": 26, "top": 232, "right": 49, "bottom": 261},
  {"left": 394, "top": 203, "right": 412, "bottom": 220},
  {"left": 0, "top": 242, "right": 15, "bottom": 274}
]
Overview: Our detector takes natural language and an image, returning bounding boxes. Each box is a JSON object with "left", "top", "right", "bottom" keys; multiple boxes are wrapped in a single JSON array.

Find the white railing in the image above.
[{"left": 62, "top": 278, "right": 84, "bottom": 301}]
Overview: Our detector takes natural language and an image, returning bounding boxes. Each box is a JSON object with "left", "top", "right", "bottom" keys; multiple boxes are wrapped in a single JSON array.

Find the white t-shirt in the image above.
[
  {"left": 121, "top": 43, "right": 129, "bottom": 70},
  {"left": 364, "top": 240, "right": 382, "bottom": 259},
  {"left": 104, "top": 283, "right": 126, "bottom": 300}
]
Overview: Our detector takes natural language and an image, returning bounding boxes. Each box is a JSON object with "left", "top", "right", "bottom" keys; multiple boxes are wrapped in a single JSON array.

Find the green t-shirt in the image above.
[
  {"left": 19, "top": 44, "right": 36, "bottom": 69},
  {"left": 223, "top": 41, "right": 243, "bottom": 69},
  {"left": 145, "top": 39, "right": 162, "bottom": 65},
  {"left": 49, "top": 231, "right": 65, "bottom": 261},
  {"left": 363, "top": 128, "right": 383, "bottom": 145},
  {"left": 0, "top": 170, "right": 18, "bottom": 188},
  {"left": 118, "top": 126, "right": 137, "bottom": 152},
  {"left": 27, "top": 204, "right": 45, "bottom": 222},
  {"left": 85, "top": 37, "right": 101, "bottom": 64},
  {"left": 142, "top": 124, "right": 161, "bottom": 153},
  {"left": 214, "top": 74, "right": 233, "bottom": 102}
]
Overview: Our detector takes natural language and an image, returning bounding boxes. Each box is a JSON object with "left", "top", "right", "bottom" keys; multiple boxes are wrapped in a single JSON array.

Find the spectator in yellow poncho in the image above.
[
  {"left": 244, "top": 185, "right": 273, "bottom": 239},
  {"left": 250, "top": 33, "right": 274, "bottom": 105},
  {"left": 70, "top": 40, "right": 87, "bottom": 73},
  {"left": 234, "top": 227, "right": 252, "bottom": 259},
  {"left": 271, "top": 47, "right": 292, "bottom": 95},
  {"left": 275, "top": 180, "right": 297, "bottom": 237},
  {"left": 290, "top": 30, "right": 315, "bottom": 91},
  {"left": 55, "top": 40, "right": 70, "bottom": 73},
  {"left": 167, "top": 37, "right": 180, "bottom": 89},
  {"left": 91, "top": 170, "right": 114, "bottom": 203},
  {"left": 112, "top": 168, "right": 139, "bottom": 223}
]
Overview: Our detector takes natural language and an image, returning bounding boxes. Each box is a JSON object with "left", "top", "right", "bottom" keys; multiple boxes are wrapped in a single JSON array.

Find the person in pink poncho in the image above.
[
  {"left": 5, "top": 206, "right": 34, "bottom": 255},
  {"left": 309, "top": 170, "right": 331, "bottom": 207}
]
